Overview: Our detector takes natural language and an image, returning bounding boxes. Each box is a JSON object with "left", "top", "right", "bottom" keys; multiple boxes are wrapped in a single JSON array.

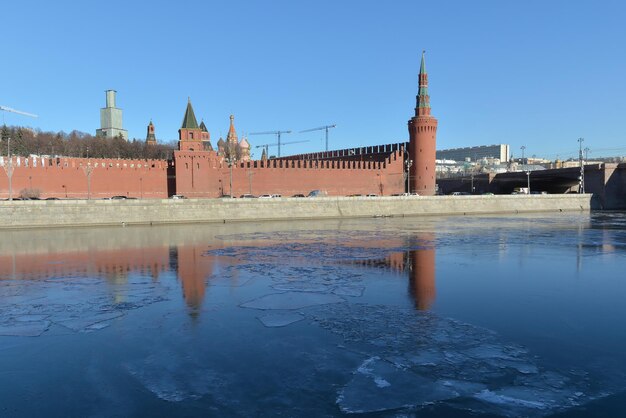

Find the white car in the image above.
[{"left": 258, "top": 194, "right": 273, "bottom": 199}]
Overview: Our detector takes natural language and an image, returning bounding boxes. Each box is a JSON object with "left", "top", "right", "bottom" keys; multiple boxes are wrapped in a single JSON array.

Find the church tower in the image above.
[
  {"left": 408, "top": 51, "right": 438, "bottom": 195},
  {"left": 146, "top": 120, "right": 157, "bottom": 145},
  {"left": 178, "top": 98, "right": 203, "bottom": 151}
]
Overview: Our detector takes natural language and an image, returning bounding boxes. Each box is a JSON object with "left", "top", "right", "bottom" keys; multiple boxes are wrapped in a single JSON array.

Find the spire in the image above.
[
  {"left": 226, "top": 114, "right": 238, "bottom": 144},
  {"left": 199, "top": 120, "right": 208, "bottom": 132},
  {"left": 181, "top": 98, "right": 199, "bottom": 129},
  {"left": 415, "top": 50, "right": 431, "bottom": 116}
]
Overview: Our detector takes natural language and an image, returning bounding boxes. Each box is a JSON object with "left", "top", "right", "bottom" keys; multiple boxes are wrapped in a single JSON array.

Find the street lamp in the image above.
[
  {"left": 6, "top": 137, "right": 13, "bottom": 201},
  {"left": 578, "top": 138, "right": 585, "bottom": 194},
  {"left": 225, "top": 157, "right": 234, "bottom": 196},
  {"left": 520, "top": 145, "right": 526, "bottom": 165},
  {"left": 525, "top": 171, "right": 530, "bottom": 194},
  {"left": 405, "top": 159, "right": 413, "bottom": 193}
]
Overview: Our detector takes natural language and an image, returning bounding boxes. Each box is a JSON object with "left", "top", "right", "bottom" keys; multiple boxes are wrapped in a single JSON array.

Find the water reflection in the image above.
[
  {"left": 2, "top": 214, "right": 626, "bottom": 417},
  {"left": 0, "top": 226, "right": 439, "bottom": 315}
]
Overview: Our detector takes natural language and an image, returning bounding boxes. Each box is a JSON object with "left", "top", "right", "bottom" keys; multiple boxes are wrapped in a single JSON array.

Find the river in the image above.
[{"left": 1, "top": 213, "right": 625, "bottom": 417}]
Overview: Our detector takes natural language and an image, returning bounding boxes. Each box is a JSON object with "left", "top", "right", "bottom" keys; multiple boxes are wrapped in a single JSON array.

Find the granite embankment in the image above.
[{"left": 0, "top": 194, "right": 591, "bottom": 229}]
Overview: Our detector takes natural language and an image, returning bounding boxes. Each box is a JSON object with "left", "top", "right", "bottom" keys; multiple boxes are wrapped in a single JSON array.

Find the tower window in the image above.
[{"left": 189, "top": 132, "right": 194, "bottom": 139}]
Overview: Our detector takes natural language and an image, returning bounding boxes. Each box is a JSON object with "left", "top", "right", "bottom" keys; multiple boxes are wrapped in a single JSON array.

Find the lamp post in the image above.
[
  {"left": 525, "top": 171, "right": 530, "bottom": 194},
  {"left": 578, "top": 138, "right": 585, "bottom": 194},
  {"left": 405, "top": 159, "right": 413, "bottom": 193},
  {"left": 520, "top": 145, "right": 526, "bottom": 165},
  {"left": 225, "top": 157, "right": 234, "bottom": 196},
  {"left": 7, "top": 137, "right": 13, "bottom": 201}
]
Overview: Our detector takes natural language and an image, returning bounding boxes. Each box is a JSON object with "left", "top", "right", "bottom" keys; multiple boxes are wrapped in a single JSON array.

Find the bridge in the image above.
[{"left": 437, "top": 163, "right": 626, "bottom": 210}]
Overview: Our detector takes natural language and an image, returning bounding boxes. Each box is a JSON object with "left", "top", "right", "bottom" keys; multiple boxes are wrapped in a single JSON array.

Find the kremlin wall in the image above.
[{"left": 0, "top": 54, "right": 437, "bottom": 200}]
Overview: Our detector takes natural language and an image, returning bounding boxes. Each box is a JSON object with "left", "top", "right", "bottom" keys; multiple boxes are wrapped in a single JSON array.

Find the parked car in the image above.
[
  {"left": 271, "top": 194, "right": 282, "bottom": 198},
  {"left": 365, "top": 194, "right": 377, "bottom": 197},
  {"left": 169, "top": 195, "right": 187, "bottom": 199},
  {"left": 240, "top": 194, "right": 256, "bottom": 198},
  {"left": 258, "top": 194, "right": 273, "bottom": 199},
  {"left": 307, "top": 190, "right": 327, "bottom": 197},
  {"left": 220, "top": 194, "right": 234, "bottom": 199},
  {"left": 45, "top": 197, "right": 60, "bottom": 200},
  {"left": 110, "top": 195, "right": 128, "bottom": 200},
  {"left": 291, "top": 194, "right": 305, "bottom": 198},
  {"left": 451, "top": 192, "right": 470, "bottom": 196}
]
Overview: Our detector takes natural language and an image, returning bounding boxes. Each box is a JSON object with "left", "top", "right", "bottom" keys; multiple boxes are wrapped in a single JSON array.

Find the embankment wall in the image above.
[{"left": 0, "top": 194, "right": 591, "bottom": 230}]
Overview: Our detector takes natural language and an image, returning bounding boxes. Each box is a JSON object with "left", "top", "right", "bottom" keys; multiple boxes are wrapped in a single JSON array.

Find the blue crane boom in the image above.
[
  {"left": 250, "top": 130, "right": 292, "bottom": 157},
  {"left": 299, "top": 124, "right": 336, "bottom": 152},
  {"left": 254, "top": 140, "right": 309, "bottom": 157}
]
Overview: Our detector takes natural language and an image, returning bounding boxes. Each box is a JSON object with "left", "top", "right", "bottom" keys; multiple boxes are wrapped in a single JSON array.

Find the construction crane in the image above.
[
  {"left": 0, "top": 105, "right": 38, "bottom": 118},
  {"left": 255, "top": 140, "right": 309, "bottom": 158},
  {"left": 250, "top": 130, "right": 292, "bottom": 157},
  {"left": 299, "top": 124, "right": 336, "bottom": 152}
]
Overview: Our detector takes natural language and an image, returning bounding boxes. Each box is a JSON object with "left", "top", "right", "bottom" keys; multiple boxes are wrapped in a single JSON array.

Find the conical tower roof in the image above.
[
  {"left": 199, "top": 120, "right": 208, "bottom": 132},
  {"left": 226, "top": 115, "right": 238, "bottom": 144},
  {"left": 181, "top": 97, "right": 199, "bottom": 129}
]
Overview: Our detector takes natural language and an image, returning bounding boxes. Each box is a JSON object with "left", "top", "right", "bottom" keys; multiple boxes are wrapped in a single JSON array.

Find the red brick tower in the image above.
[
  {"left": 178, "top": 98, "right": 203, "bottom": 151},
  {"left": 408, "top": 51, "right": 438, "bottom": 195},
  {"left": 146, "top": 120, "right": 157, "bottom": 145}
]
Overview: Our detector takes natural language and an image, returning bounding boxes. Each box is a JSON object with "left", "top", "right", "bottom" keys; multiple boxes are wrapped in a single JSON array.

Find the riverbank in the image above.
[{"left": 0, "top": 194, "right": 591, "bottom": 230}]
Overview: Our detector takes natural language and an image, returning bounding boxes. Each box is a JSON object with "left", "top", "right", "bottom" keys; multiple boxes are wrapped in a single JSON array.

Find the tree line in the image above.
[{"left": 0, "top": 125, "right": 176, "bottom": 160}]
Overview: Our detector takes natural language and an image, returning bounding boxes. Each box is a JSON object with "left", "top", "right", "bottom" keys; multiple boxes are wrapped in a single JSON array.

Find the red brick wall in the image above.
[
  {"left": 0, "top": 148, "right": 406, "bottom": 200},
  {"left": 0, "top": 156, "right": 169, "bottom": 199},
  {"left": 174, "top": 149, "right": 406, "bottom": 198}
]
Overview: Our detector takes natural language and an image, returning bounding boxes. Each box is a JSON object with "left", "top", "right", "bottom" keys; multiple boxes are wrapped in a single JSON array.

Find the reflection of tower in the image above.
[
  {"left": 408, "top": 51, "right": 438, "bottom": 195},
  {"left": 407, "top": 234, "right": 436, "bottom": 310},
  {"left": 174, "top": 245, "right": 214, "bottom": 315}
]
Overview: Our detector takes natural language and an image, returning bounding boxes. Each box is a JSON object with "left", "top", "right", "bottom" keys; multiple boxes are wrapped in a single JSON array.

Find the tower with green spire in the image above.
[
  {"left": 178, "top": 98, "right": 204, "bottom": 151},
  {"left": 408, "top": 51, "right": 438, "bottom": 195}
]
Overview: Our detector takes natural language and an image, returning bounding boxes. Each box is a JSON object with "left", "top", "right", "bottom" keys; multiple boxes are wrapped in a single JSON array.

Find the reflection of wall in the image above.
[
  {"left": 346, "top": 235, "right": 436, "bottom": 310},
  {"left": 0, "top": 240, "right": 215, "bottom": 316},
  {"left": 0, "top": 247, "right": 170, "bottom": 281}
]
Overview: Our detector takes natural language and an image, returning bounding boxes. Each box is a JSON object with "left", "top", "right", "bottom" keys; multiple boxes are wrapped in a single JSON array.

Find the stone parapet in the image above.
[{"left": 0, "top": 194, "right": 591, "bottom": 230}]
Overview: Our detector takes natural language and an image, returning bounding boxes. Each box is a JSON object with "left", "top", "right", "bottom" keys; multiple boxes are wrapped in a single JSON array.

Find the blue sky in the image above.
[{"left": 1, "top": 0, "right": 624, "bottom": 160}]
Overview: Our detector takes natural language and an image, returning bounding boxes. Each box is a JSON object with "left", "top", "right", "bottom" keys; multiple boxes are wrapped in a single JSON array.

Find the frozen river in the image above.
[{"left": 1, "top": 213, "right": 626, "bottom": 417}]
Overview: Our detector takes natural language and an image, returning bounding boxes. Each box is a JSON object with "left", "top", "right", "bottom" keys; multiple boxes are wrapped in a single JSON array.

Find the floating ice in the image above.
[
  {"left": 338, "top": 357, "right": 457, "bottom": 413},
  {"left": 332, "top": 285, "right": 365, "bottom": 297},
  {"left": 126, "top": 351, "right": 223, "bottom": 402},
  {"left": 257, "top": 312, "right": 304, "bottom": 327},
  {"left": 309, "top": 303, "right": 600, "bottom": 416},
  {"left": 241, "top": 292, "right": 344, "bottom": 310},
  {"left": 57, "top": 311, "right": 124, "bottom": 332},
  {"left": 0, "top": 276, "right": 169, "bottom": 336},
  {"left": 475, "top": 388, "right": 547, "bottom": 409},
  {"left": 0, "top": 320, "right": 51, "bottom": 337}
]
